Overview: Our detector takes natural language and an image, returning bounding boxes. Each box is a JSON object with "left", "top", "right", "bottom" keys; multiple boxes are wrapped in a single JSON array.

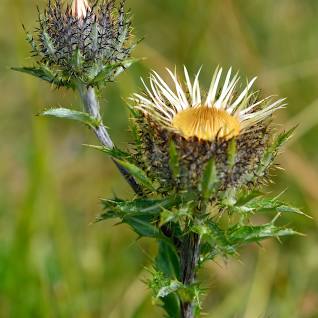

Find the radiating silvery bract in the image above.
[
  {"left": 20, "top": 0, "right": 136, "bottom": 88},
  {"left": 130, "top": 67, "right": 287, "bottom": 196}
]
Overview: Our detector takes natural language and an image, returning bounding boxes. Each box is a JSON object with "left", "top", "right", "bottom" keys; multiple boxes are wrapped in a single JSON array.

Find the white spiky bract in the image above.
[
  {"left": 132, "top": 67, "right": 286, "bottom": 137},
  {"left": 71, "top": 0, "right": 91, "bottom": 19}
]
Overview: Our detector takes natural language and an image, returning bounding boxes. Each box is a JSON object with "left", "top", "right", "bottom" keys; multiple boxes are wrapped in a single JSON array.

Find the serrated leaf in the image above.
[
  {"left": 228, "top": 223, "right": 298, "bottom": 246},
  {"left": 112, "top": 58, "right": 139, "bottom": 78},
  {"left": 148, "top": 270, "right": 181, "bottom": 318},
  {"left": 223, "top": 190, "right": 308, "bottom": 217},
  {"left": 161, "top": 294, "right": 181, "bottom": 318},
  {"left": 123, "top": 214, "right": 160, "bottom": 238},
  {"left": 234, "top": 196, "right": 308, "bottom": 217},
  {"left": 160, "top": 210, "right": 176, "bottom": 227},
  {"left": 89, "top": 63, "right": 118, "bottom": 85},
  {"left": 155, "top": 240, "right": 180, "bottom": 279},
  {"left": 272, "top": 126, "right": 297, "bottom": 149},
  {"left": 84, "top": 144, "right": 130, "bottom": 160},
  {"left": 276, "top": 204, "right": 310, "bottom": 217},
  {"left": 115, "top": 159, "right": 156, "bottom": 191},
  {"left": 157, "top": 280, "right": 183, "bottom": 298},
  {"left": 101, "top": 197, "right": 178, "bottom": 217},
  {"left": 12, "top": 66, "right": 72, "bottom": 88},
  {"left": 40, "top": 108, "right": 99, "bottom": 128},
  {"left": 169, "top": 141, "right": 180, "bottom": 178},
  {"left": 258, "top": 126, "right": 297, "bottom": 174},
  {"left": 97, "top": 204, "right": 159, "bottom": 237},
  {"left": 159, "top": 205, "right": 192, "bottom": 227},
  {"left": 98, "top": 198, "right": 179, "bottom": 237},
  {"left": 23, "top": 27, "right": 38, "bottom": 54},
  {"left": 89, "top": 58, "right": 139, "bottom": 85},
  {"left": 192, "top": 221, "right": 236, "bottom": 257},
  {"left": 200, "top": 159, "right": 218, "bottom": 200},
  {"left": 235, "top": 190, "right": 263, "bottom": 206}
]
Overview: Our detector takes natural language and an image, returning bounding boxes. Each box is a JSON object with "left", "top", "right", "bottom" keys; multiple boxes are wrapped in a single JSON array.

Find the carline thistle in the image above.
[
  {"left": 130, "top": 67, "right": 286, "bottom": 196},
  {"left": 14, "top": 1, "right": 306, "bottom": 317}
]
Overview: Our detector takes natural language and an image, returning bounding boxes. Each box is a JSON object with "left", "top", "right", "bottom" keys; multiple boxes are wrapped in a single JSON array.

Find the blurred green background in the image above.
[{"left": 1, "top": 0, "right": 318, "bottom": 317}]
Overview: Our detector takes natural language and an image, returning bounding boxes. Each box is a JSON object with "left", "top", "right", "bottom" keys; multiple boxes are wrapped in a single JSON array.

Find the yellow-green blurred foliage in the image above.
[{"left": 1, "top": 0, "right": 318, "bottom": 317}]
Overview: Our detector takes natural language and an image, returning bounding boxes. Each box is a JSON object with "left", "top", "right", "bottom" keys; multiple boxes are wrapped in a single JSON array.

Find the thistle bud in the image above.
[
  {"left": 71, "top": 0, "right": 91, "bottom": 19},
  {"left": 22, "top": 0, "right": 136, "bottom": 88}
]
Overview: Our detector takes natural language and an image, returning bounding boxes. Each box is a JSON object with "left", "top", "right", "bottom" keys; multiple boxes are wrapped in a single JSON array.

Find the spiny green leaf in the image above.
[
  {"left": 272, "top": 126, "right": 297, "bottom": 150},
  {"left": 155, "top": 240, "right": 180, "bottom": 279},
  {"left": 97, "top": 201, "right": 160, "bottom": 237},
  {"left": 23, "top": 26, "right": 38, "bottom": 54},
  {"left": 112, "top": 58, "right": 140, "bottom": 78},
  {"left": 228, "top": 223, "right": 298, "bottom": 246},
  {"left": 200, "top": 159, "right": 218, "bottom": 200},
  {"left": 40, "top": 108, "right": 99, "bottom": 128},
  {"left": 102, "top": 197, "right": 178, "bottom": 217},
  {"left": 157, "top": 280, "right": 183, "bottom": 298},
  {"left": 84, "top": 144, "right": 130, "bottom": 160},
  {"left": 222, "top": 189, "right": 309, "bottom": 217},
  {"left": 161, "top": 294, "right": 181, "bottom": 318},
  {"left": 245, "top": 197, "right": 309, "bottom": 217},
  {"left": 12, "top": 66, "right": 73, "bottom": 88},
  {"left": 159, "top": 205, "right": 192, "bottom": 227},
  {"left": 160, "top": 210, "right": 176, "bottom": 227},
  {"left": 192, "top": 221, "right": 236, "bottom": 256},
  {"left": 236, "top": 190, "right": 263, "bottom": 206},
  {"left": 276, "top": 204, "right": 311, "bottom": 217},
  {"left": 148, "top": 270, "right": 181, "bottom": 317},
  {"left": 115, "top": 159, "right": 156, "bottom": 191},
  {"left": 258, "top": 126, "right": 297, "bottom": 174},
  {"left": 89, "top": 63, "right": 119, "bottom": 85},
  {"left": 98, "top": 196, "right": 184, "bottom": 226},
  {"left": 122, "top": 214, "right": 160, "bottom": 238},
  {"left": 169, "top": 141, "right": 180, "bottom": 178},
  {"left": 225, "top": 192, "right": 309, "bottom": 217},
  {"left": 89, "top": 58, "right": 139, "bottom": 85}
]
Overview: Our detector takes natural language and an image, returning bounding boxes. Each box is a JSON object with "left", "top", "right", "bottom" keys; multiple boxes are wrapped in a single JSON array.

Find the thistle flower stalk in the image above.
[
  {"left": 180, "top": 233, "right": 201, "bottom": 318},
  {"left": 77, "top": 83, "right": 144, "bottom": 195}
]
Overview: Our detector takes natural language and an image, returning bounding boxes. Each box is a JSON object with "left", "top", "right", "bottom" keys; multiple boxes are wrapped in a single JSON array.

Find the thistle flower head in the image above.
[
  {"left": 133, "top": 67, "right": 286, "bottom": 141},
  {"left": 23, "top": 0, "right": 136, "bottom": 88},
  {"left": 130, "top": 67, "right": 287, "bottom": 197}
]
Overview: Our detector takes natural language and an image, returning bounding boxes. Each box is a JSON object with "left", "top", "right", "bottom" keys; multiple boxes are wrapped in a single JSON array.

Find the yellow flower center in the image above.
[{"left": 172, "top": 107, "right": 240, "bottom": 141}]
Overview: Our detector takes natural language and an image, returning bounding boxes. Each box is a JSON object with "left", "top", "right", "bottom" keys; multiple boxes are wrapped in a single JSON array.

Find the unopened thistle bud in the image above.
[
  {"left": 22, "top": 0, "right": 136, "bottom": 88},
  {"left": 130, "top": 67, "right": 287, "bottom": 198}
]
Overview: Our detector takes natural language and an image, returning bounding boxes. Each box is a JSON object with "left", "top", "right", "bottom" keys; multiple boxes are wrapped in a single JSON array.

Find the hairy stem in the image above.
[
  {"left": 180, "top": 233, "right": 201, "bottom": 318},
  {"left": 77, "top": 84, "right": 143, "bottom": 195}
]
